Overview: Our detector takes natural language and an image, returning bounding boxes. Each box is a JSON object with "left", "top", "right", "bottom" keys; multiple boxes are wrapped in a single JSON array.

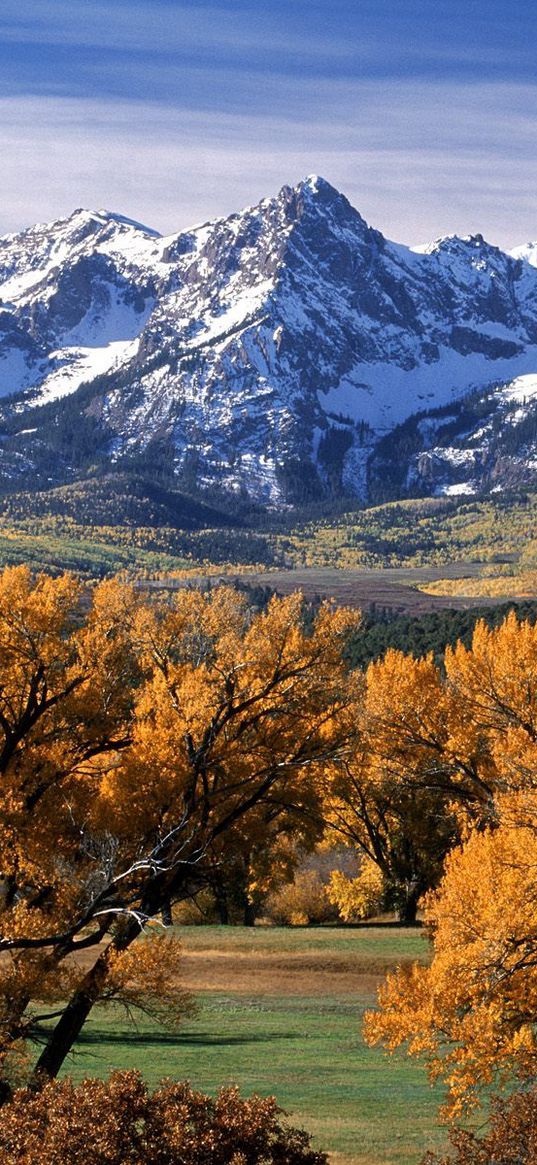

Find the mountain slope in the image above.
[
  {"left": 0, "top": 473, "right": 239, "bottom": 530},
  {"left": 1, "top": 177, "right": 537, "bottom": 505},
  {"left": 369, "top": 371, "right": 537, "bottom": 501}
]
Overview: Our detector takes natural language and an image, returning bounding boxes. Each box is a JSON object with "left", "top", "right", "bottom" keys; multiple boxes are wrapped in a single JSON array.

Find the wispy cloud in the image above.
[
  {"left": 1, "top": 82, "right": 536, "bottom": 247},
  {"left": 0, "top": 2, "right": 535, "bottom": 246},
  {"left": 0, "top": 2, "right": 363, "bottom": 64},
  {"left": 0, "top": 0, "right": 534, "bottom": 82}
]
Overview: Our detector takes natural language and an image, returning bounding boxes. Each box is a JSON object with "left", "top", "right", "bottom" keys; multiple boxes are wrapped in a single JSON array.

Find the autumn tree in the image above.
[
  {"left": 202, "top": 813, "right": 322, "bottom": 927},
  {"left": 443, "top": 610, "right": 537, "bottom": 805},
  {"left": 327, "top": 857, "right": 384, "bottom": 923},
  {"left": 326, "top": 612, "right": 537, "bottom": 922},
  {"left": 323, "top": 650, "right": 457, "bottom": 922},
  {"left": 422, "top": 1086, "right": 537, "bottom": 1165},
  {"left": 0, "top": 575, "right": 360, "bottom": 1095},
  {"left": 364, "top": 800, "right": 537, "bottom": 1116},
  {"left": 0, "top": 566, "right": 143, "bottom": 1097},
  {"left": 364, "top": 615, "right": 537, "bottom": 1119}
]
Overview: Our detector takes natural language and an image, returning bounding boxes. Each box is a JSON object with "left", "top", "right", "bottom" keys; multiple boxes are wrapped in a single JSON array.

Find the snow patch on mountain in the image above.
[
  {"left": 1, "top": 178, "right": 537, "bottom": 502},
  {"left": 319, "top": 347, "right": 537, "bottom": 432},
  {"left": 35, "top": 339, "right": 141, "bottom": 406},
  {"left": 511, "top": 243, "right": 537, "bottom": 268}
]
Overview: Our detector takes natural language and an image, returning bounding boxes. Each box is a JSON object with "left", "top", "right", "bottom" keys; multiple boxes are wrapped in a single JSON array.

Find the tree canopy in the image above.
[
  {"left": 0, "top": 567, "right": 360, "bottom": 1095},
  {"left": 365, "top": 613, "right": 537, "bottom": 1117}
]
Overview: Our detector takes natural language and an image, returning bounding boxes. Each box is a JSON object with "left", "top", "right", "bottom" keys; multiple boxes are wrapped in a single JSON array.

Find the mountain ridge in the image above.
[{"left": 1, "top": 176, "right": 537, "bottom": 506}]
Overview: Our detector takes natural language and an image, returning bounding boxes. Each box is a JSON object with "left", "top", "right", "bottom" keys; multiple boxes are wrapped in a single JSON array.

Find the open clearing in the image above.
[
  {"left": 65, "top": 925, "right": 447, "bottom": 1165},
  {"left": 151, "top": 563, "right": 507, "bottom": 615}
]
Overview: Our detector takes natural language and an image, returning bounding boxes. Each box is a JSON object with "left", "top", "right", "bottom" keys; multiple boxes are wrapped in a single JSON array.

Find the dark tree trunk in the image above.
[
  {"left": 396, "top": 886, "right": 420, "bottom": 925},
  {"left": 30, "top": 986, "right": 98, "bottom": 1084},
  {"left": 243, "top": 900, "right": 257, "bottom": 927},
  {"left": 211, "top": 876, "right": 230, "bottom": 925},
  {"left": 29, "top": 918, "right": 141, "bottom": 1087},
  {"left": 215, "top": 895, "right": 230, "bottom": 925},
  {"left": 161, "top": 898, "right": 173, "bottom": 926},
  {"left": 27, "top": 866, "right": 188, "bottom": 1089}
]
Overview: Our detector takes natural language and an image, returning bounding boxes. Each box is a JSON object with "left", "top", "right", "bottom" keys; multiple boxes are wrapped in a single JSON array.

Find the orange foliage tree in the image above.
[
  {"left": 0, "top": 570, "right": 360, "bottom": 1095},
  {"left": 422, "top": 1085, "right": 537, "bottom": 1165},
  {"left": 365, "top": 613, "right": 537, "bottom": 1117},
  {"left": 323, "top": 650, "right": 458, "bottom": 921}
]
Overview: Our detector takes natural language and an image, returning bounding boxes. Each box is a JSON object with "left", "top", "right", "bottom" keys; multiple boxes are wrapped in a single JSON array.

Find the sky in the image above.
[{"left": 1, "top": 0, "right": 536, "bottom": 247}]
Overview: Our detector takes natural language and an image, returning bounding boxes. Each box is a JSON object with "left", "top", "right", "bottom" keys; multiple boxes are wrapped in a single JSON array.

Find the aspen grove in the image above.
[{"left": 2, "top": 567, "right": 537, "bottom": 1157}]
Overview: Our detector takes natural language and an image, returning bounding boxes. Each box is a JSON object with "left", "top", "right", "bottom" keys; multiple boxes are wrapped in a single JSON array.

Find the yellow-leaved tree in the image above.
[
  {"left": 365, "top": 805, "right": 537, "bottom": 1117},
  {"left": 0, "top": 572, "right": 360, "bottom": 1096},
  {"left": 323, "top": 650, "right": 458, "bottom": 921},
  {"left": 364, "top": 613, "right": 537, "bottom": 1118}
]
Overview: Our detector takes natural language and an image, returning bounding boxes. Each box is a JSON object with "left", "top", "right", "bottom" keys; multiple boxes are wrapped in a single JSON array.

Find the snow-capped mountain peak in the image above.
[{"left": 0, "top": 177, "right": 537, "bottom": 505}]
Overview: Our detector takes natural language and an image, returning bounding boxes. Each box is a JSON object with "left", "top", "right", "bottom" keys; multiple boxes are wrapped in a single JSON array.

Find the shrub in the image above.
[
  {"left": 422, "top": 1087, "right": 537, "bottom": 1164},
  {"left": 264, "top": 871, "right": 334, "bottom": 926},
  {"left": 172, "top": 889, "right": 221, "bottom": 925},
  {"left": 0, "top": 1071, "right": 328, "bottom": 1165}
]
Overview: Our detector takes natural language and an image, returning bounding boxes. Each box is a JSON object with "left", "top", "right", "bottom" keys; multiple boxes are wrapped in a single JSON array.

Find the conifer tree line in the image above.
[{"left": 1, "top": 565, "right": 537, "bottom": 1158}]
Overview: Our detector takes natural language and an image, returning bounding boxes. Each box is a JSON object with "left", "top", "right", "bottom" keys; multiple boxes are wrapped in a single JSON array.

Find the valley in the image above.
[
  {"left": 148, "top": 563, "right": 491, "bottom": 615},
  {"left": 61, "top": 926, "right": 444, "bottom": 1165}
]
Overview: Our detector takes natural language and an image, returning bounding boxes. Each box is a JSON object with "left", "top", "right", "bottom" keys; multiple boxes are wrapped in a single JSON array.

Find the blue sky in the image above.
[{"left": 1, "top": 0, "right": 536, "bottom": 245}]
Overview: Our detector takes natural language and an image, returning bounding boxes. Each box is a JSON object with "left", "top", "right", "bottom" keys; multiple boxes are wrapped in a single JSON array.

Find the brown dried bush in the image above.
[
  {"left": 0, "top": 1070, "right": 327, "bottom": 1165},
  {"left": 264, "top": 871, "right": 335, "bottom": 926},
  {"left": 423, "top": 1087, "right": 537, "bottom": 1164}
]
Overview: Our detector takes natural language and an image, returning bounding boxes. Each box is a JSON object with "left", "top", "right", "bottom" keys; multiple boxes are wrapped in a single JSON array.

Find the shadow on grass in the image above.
[{"left": 76, "top": 1030, "right": 298, "bottom": 1048}]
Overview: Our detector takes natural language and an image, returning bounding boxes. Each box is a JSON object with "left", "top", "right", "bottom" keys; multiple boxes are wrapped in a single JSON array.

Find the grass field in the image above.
[
  {"left": 63, "top": 925, "right": 447, "bottom": 1165},
  {"left": 148, "top": 562, "right": 500, "bottom": 615}
]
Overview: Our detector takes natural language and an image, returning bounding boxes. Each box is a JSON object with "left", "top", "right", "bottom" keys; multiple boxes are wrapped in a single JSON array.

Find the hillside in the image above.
[
  {"left": 0, "top": 474, "right": 239, "bottom": 530},
  {"left": 0, "top": 487, "right": 535, "bottom": 594}
]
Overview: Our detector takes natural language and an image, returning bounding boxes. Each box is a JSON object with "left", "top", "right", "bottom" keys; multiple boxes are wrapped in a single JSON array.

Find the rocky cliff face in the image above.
[{"left": 1, "top": 177, "right": 537, "bottom": 504}]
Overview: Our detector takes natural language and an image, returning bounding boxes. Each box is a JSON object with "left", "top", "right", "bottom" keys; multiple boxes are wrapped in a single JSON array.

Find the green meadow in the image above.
[{"left": 61, "top": 926, "right": 448, "bottom": 1165}]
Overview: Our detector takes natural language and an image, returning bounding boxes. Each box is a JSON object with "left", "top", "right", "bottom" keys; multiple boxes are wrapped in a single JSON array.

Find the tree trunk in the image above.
[
  {"left": 161, "top": 898, "right": 173, "bottom": 926},
  {"left": 26, "top": 865, "right": 197, "bottom": 1088},
  {"left": 29, "top": 919, "right": 140, "bottom": 1087},
  {"left": 215, "top": 894, "right": 230, "bottom": 925},
  {"left": 211, "top": 877, "right": 230, "bottom": 925},
  {"left": 243, "top": 899, "right": 257, "bottom": 927},
  {"left": 396, "top": 886, "right": 420, "bottom": 925}
]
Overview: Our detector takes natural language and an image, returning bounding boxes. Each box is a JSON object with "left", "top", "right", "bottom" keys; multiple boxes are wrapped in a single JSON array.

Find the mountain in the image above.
[{"left": 1, "top": 176, "right": 537, "bottom": 507}]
